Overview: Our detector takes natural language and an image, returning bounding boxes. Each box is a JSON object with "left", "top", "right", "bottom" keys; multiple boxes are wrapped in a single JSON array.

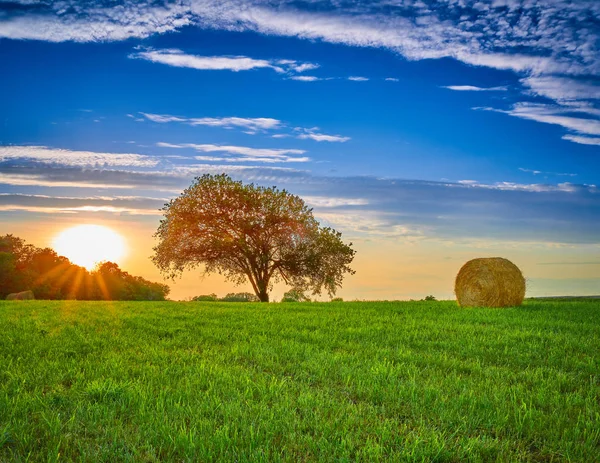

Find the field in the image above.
[{"left": 0, "top": 300, "right": 599, "bottom": 462}]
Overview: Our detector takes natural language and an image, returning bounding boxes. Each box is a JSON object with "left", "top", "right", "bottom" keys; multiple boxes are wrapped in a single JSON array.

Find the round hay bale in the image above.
[{"left": 455, "top": 257, "right": 525, "bottom": 307}]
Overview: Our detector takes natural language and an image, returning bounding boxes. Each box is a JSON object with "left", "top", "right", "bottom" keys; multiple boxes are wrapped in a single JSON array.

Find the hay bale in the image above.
[
  {"left": 6, "top": 290, "right": 35, "bottom": 300},
  {"left": 455, "top": 257, "right": 525, "bottom": 307}
]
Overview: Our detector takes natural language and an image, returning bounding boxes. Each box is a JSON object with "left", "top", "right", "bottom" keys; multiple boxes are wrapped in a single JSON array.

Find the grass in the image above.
[{"left": 0, "top": 299, "right": 598, "bottom": 462}]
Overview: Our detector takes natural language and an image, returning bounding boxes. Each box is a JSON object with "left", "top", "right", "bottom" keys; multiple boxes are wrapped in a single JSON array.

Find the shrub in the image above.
[
  {"left": 192, "top": 294, "right": 219, "bottom": 302},
  {"left": 221, "top": 292, "right": 260, "bottom": 302}
]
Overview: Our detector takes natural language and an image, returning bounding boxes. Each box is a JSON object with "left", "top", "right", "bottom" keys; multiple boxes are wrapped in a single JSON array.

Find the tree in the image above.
[
  {"left": 152, "top": 174, "right": 356, "bottom": 302},
  {"left": 94, "top": 261, "right": 170, "bottom": 301},
  {"left": 0, "top": 252, "right": 21, "bottom": 298},
  {"left": 221, "top": 292, "right": 260, "bottom": 302},
  {"left": 281, "top": 288, "right": 311, "bottom": 302},
  {"left": 191, "top": 294, "right": 219, "bottom": 302}
]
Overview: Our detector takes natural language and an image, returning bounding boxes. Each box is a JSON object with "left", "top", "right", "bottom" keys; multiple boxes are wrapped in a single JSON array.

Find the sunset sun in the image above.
[{"left": 52, "top": 224, "right": 126, "bottom": 270}]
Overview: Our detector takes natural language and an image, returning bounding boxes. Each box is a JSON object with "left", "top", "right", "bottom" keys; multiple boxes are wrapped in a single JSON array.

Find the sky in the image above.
[{"left": 0, "top": 0, "right": 599, "bottom": 301}]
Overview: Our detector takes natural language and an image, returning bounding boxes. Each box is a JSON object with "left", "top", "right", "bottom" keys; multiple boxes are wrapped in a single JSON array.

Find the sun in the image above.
[{"left": 52, "top": 224, "right": 126, "bottom": 270}]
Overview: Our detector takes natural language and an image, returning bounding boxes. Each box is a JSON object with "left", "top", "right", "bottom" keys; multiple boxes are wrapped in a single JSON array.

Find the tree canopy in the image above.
[{"left": 152, "top": 174, "right": 356, "bottom": 302}]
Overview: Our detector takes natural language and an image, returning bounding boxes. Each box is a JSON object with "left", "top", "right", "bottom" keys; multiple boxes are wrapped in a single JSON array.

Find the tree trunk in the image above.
[{"left": 258, "top": 289, "right": 269, "bottom": 302}]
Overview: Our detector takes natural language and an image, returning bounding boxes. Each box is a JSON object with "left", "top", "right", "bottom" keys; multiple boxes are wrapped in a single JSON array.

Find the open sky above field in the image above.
[{"left": 1, "top": 0, "right": 599, "bottom": 300}]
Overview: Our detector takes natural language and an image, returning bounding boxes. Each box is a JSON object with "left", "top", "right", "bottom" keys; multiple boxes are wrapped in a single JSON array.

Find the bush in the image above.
[
  {"left": 281, "top": 288, "right": 311, "bottom": 303},
  {"left": 221, "top": 292, "right": 260, "bottom": 302},
  {"left": 192, "top": 294, "right": 218, "bottom": 302}
]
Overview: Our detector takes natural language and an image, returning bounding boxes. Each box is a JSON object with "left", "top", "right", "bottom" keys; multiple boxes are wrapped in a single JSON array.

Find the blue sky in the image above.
[{"left": 0, "top": 0, "right": 599, "bottom": 299}]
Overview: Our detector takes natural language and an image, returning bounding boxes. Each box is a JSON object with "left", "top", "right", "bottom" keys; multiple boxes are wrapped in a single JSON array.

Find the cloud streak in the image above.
[
  {"left": 0, "top": 146, "right": 159, "bottom": 168},
  {"left": 130, "top": 48, "right": 318, "bottom": 75},
  {"left": 140, "top": 113, "right": 282, "bottom": 131},
  {"left": 295, "top": 127, "right": 350, "bottom": 142},
  {"left": 139, "top": 112, "right": 350, "bottom": 141},
  {"left": 443, "top": 85, "right": 508, "bottom": 92},
  {"left": 476, "top": 103, "right": 600, "bottom": 141},
  {"left": 157, "top": 142, "right": 310, "bottom": 162}
]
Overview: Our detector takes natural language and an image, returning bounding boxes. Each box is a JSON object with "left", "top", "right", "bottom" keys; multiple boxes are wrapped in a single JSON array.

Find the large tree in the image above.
[{"left": 152, "top": 174, "right": 356, "bottom": 302}]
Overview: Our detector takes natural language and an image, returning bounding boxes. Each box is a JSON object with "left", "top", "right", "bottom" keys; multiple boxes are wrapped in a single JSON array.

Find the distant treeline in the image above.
[
  {"left": 191, "top": 293, "right": 260, "bottom": 302},
  {"left": 0, "top": 235, "right": 169, "bottom": 301},
  {"left": 192, "top": 289, "right": 313, "bottom": 303}
]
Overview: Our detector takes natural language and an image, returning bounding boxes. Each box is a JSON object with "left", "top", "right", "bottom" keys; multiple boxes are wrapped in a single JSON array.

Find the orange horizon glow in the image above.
[{"left": 52, "top": 224, "right": 126, "bottom": 271}]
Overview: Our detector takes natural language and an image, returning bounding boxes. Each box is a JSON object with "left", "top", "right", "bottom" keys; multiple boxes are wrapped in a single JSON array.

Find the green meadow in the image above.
[{"left": 0, "top": 300, "right": 598, "bottom": 462}]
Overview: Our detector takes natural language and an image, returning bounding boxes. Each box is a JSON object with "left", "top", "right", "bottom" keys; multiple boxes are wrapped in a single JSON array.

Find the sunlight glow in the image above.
[{"left": 52, "top": 224, "right": 126, "bottom": 270}]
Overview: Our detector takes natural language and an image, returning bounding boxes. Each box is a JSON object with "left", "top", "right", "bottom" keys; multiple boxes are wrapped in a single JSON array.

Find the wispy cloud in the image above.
[
  {"left": 519, "top": 168, "right": 577, "bottom": 177},
  {"left": 276, "top": 60, "right": 319, "bottom": 73},
  {"left": 295, "top": 128, "right": 350, "bottom": 142},
  {"left": 443, "top": 85, "right": 507, "bottom": 92},
  {"left": 140, "top": 112, "right": 350, "bottom": 141},
  {"left": 455, "top": 179, "right": 593, "bottom": 193},
  {"left": 521, "top": 77, "right": 600, "bottom": 103},
  {"left": 385, "top": 78, "right": 399, "bottom": 82},
  {"left": 157, "top": 142, "right": 309, "bottom": 163},
  {"left": 140, "top": 113, "right": 282, "bottom": 131},
  {"left": 475, "top": 103, "right": 600, "bottom": 139},
  {"left": 0, "top": 193, "right": 164, "bottom": 216},
  {"left": 0, "top": 146, "right": 159, "bottom": 167},
  {"left": 0, "top": 205, "right": 161, "bottom": 215},
  {"left": 348, "top": 76, "right": 369, "bottom": 82},
  {"left": 0, "top": 160, "right": 307, "bottom": 192},
  {"left": 0, "top": 173, "right": 137, "bottom": 190},
  {"left": 131, "top": 48, "right": 280, "bottom": 72},
  {"left": 288, "top": 76, "right": 322, "bottom": 82},
  {"left": 130, "top": 48, "right": 319, "bottom": 75},
  {"left": 562, "top": 135, "right": 600, "bottom": 146},
  {"left": 304, "top": 196, "right": 369, "bottom": 207}
]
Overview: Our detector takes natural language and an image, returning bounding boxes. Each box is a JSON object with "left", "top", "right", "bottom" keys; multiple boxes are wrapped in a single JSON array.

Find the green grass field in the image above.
[{"left": 1, "top": 300, "right": 598, "bottom": 462}]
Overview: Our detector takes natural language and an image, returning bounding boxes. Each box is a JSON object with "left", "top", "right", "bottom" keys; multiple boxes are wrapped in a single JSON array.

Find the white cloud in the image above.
[
  {"left": 0, "top": 2, "right": 191, "bottom": 42},
  {"left": 456, "top": 179, "right": 590, "bottom": 193},
  {"left": 443, "top": 85, "right": 507, "bottom": 92},
  {"left": 131, "top": 48, "right": 282, "bottom": 72},
  {"left": 0, "top": 173, "right": 137, "bottom": 189},
  {"left": 296, "top": 128, "right": 350, "bottom": 142},
  {"left": 140, "top": 113, "right": 282, "bottom": 131},
  {"left": 277, "top": 60, "right": 320, "bottom": 73},
  {"left": 348, "top": 76, "right": 369, "bottom": 81},
  {"left": 304, "top": 196, "right": 369, "bottom": 207},
  {"left": 288, "top": 76, "right": 322, "bottom": 81},
  {"left": 130, "top": 48, "right": 319, "bottom": 76},
  {"left": 0, "top": 146, "right": 159, "bottom": 167},
  {"left": 0, "top": 205, "right": 161, "bottom": 215},
  {"left": 157, "top": 142, "right": 309, "bottom": 162},
  {"left": 521, "top": 77, "right": 600, "bottom": 103},
  {"left": 562, "top": 135, "right": 600, "bottom": 146},
  {"left": 476, "top": 103, "right": 600, "bottom": 137},
  {"left": 141, "top": 112, "right": 349, "bottom": 141},
  {"left": 385, "top": 77, "right": 399, "bottom": 82},
  {"left": 518, "top": 168, "right": 577, "bottom": 177}
]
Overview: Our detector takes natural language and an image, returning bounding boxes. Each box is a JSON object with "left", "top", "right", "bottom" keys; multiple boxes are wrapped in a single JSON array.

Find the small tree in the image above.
[
  {"left": 281, "top": 288, "right": 311, "bottom": 303},
  {"left": 221, "top": 292, "right": 260, "bottom": 302},
  {"left": 152, "top": 174, "right": 356, "bottom": 302},
  {"left": 192, "top": 293, "right": 219, "bottom": 302}
]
